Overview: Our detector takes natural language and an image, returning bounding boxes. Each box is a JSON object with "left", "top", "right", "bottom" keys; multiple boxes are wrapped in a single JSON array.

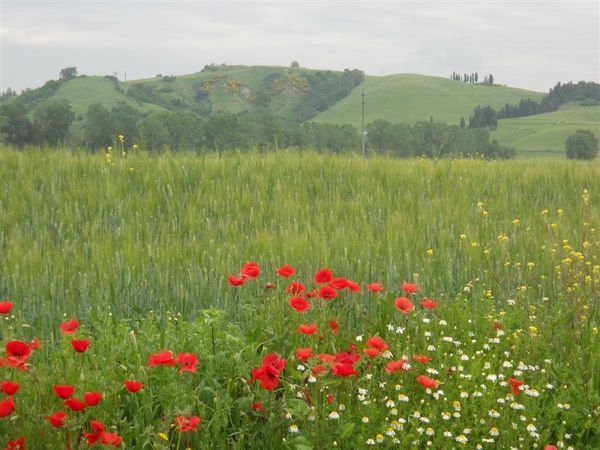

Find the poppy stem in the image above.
[{"left": 65, "top": 428, "right": 72, "bottom": 450}]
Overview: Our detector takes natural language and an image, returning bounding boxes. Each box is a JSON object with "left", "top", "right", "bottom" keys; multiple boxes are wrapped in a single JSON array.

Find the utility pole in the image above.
[{"left": 361, "top": 88, "right": 366, "bottom": 155}]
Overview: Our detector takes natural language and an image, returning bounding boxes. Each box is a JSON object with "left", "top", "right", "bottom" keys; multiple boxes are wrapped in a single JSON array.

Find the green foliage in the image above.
[
  {"left": 32, "top": 98, "right": 75, "bottom": 145},
  {"left": 469, "top": 105, "right": 498, "bottom": 130},
  {"left": 59, "top": 66, "right": 78, "bottom": 80},
  {"left": 566, "top": 129, "right": 599, "bottom": 160},
  {"left": 84, "top": 103, "right": 115, "bottom": 149},
  {"left": 0, "top": 100, "right": 33, "bottom": 146}
]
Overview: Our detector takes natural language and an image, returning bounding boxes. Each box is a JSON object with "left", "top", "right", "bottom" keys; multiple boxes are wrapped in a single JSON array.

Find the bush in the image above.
[{"left": 565, "top": 129, "right": 598, "bottom": 160}]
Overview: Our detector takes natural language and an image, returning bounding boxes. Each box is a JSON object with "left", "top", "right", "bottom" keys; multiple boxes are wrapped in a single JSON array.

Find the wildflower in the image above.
[
  {"left": 252, "top": 402, "right": 263, "bottom": 411},
  {"left": 362, "top": 416, "right": 369, "bottom": 423},
  {"left": 490, "top": 427, "right": 499, "bottom": 436},
  {"left": 286, "top": 282, "right": 305, "bottom": 294},
  {"left": 71, "top": 339, "right": 90, "bottom": 353},
  {"left": 84, "top": 392, "right": 102, "bottom": 406},
  {"left": 421, "top": 298, "right": 438, "bottom": 309},
  {"left": 328, "top": 411, "right": 340, "bottom": 420},
  {"left": 177, "top": 352, "right": 199, "bottom": 373},
  {"left": 413, "top": 354, "right": 432, "bottom": 364},
  {"left": 0, "top": 396, "right": 15, "bottom": 417},
  {"left": 330, "top": 277, "right": 348, "bottom": 289},
  {"left": 240, "top": 262, "right": 260, "bottom": 279},
  {"left": 318, "top": 285, "right": 338, "bottom": 300},
  {"left": 53, "top": 385, "right": 76, "bottom": 399},
  {"left": 250, "top": 354, "right": 286, "bottom": 390},
  {"left": 148, "top": 351, "right": 176, "bottom": 367},
  {"left": 64, "top": 397, "right": 87, "bottom": 412},
  {"left": 366, "top": 336, "right": 388, "bottom": 350},
  {"left": 0, "top": 301, "right": 13, "bottom": 314},
  {"left": 289, "top": 296, "right": 311, "bottom": 313},
  {"left": 331, "top": 362, "right": 358, "bottom": 377},
  {"left": 1, "top": 382, "right": 19, "bottom": 396},
  {"left": 3, "top": 437, "right": 24, "bottom": 450},
  {"left": 228, "top": 275, "right": 246, "bottom": 286},
  {"left": 401, "top": 283, "right": 420, "bottom": 294},
  {"left": 385, "top": 360, "right": 411, "bottom": 373},
  {"left": 59, "top": 319, "right": 79, "bottom": 334},
  {"left": 314, "top": 268, "right": 333, "bottom": 284},
  {"left": 366, "top": 438, "right": 375, "bottom": 445},
  {"left": 416, "top": 375, "right": 439, "bottom": 389},
  {"left": 46, "top": 411, "right": 67, "bottom": 428},
  {"left": 84, "top": 420, "right": 122, "bottom": 446},
  {"left": 366, "top": 282, "right": 384, "bottom": 292},
  {"left": 394, "top": 297, "right": 413, "bottom": 314},
  {"left": 508, "top": 377, "right": 524, "bottom": 395},
  {"left": 455, "top": 434, "right": 468, "bottom": 444},
  {"left": 276, "top": 265, "right": 295, "bottom": 277},
  {"left": 376, "top": 434, "right": 384, "bottom": 443},
  {"left": 298, "top": 323, "right": 318, "bottom": 335},
  {"left": 296, "top": 348, "right": 314, "bottom": 362},
  {"left": 329, "top": 319, "right": 339, "bottom": 334},
  {"left": 289, "top": 424, "right": 299, "bottom": 433},
  {"left": 176, "top": 415, "right": 201, "bottom": 432},
  {"left": 124, "top": 380, "right": 143, "bottom": 393}
]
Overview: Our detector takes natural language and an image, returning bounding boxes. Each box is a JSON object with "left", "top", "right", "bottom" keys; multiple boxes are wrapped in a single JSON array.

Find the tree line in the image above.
[
  {"left": 0, "top": 98, "right": 515, "bottom": 159},
  {"left": 450, "top": 72, "right": 494, "bottom": 85}
]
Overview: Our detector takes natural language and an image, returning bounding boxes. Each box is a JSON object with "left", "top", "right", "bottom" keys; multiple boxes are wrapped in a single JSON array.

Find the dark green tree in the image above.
[
  {"left": 84, "top": 103, "right": 115, "bottom": 149},
  {"left": 565, "top": 130, "right": 598, "bottom": 160},
  {"left": 488, "top": 74, "right": 494, "bottom": 85},
  {"left": 0, "top": 101, "right": 34, "bottom": 146},
  {"left": 59, "top": 67, "right": 78, "bottom": 80},
  {"left": 33, "top": 98, "right": 75, "bottom": 145}
]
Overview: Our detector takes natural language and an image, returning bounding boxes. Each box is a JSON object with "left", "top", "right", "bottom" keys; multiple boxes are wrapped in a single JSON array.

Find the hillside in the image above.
[
  {"left": 312, "top": 73, "right": 545, "bottom": 127},
  {"left": 491, "top": 102, "right": 600, "bottom": 158}
]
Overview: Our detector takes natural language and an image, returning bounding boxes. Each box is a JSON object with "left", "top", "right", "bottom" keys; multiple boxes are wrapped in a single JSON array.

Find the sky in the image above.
[{"left": 1, "top": 1, "right": 598, "bottom": 93}]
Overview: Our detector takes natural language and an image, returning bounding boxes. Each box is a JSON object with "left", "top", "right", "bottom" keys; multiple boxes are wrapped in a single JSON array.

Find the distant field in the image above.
[
  {"left": 492, "top": 102, "right": 600, "bottom": 158},
  {"left": 313, "top": 74, "right": 544, "bottom": 127}
]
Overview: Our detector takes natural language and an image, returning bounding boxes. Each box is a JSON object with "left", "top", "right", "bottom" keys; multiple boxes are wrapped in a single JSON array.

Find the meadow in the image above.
[{"left": 0, "top": 148, "right": 598, "bottom": 449}]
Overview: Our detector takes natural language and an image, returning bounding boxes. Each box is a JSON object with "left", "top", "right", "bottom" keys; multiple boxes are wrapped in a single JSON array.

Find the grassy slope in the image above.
[
  {"left": 313, "top": 74, "right": 545, "bottom": 127},
  {"left": 53, "top": 76, "right": 164, "bottom": 118},
  {"left": 492, "top": 102, "right": 600, "bottom": 157}
]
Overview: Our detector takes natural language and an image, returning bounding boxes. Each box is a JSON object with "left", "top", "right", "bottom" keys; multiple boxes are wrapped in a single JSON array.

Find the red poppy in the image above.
[
  {"left": 6, "top": 341, "right": 30, "bottom": 358},
  {"left": 228, "top": 275, "right": 246, "bottom": 286},
  {"left": 295, "top": 348, "right": 314, "bottom": 362},
  {"left": 420, "top": 298, "right": 438, "bottom": 309},
  {"left": 544, "top": 446, "right": 558, "bottom": 450},
  {"left": 1, "top": 382, "right": 19, "bottom": 396},
  {"left": 0, "top": 396, "right": 15, "bottom": 417},
  {"left": 276, "top": 265, "right": 295, "bottom": 277},
  {"left": 401, "top": 282, "right": 420, "bottom": 294},
  {"left": 250, "top": 364, "right": 281, "bottom": 390},
  {"left": 71, "top": 339, "right": 90, "bottom": 353},
  {"left": 64, "top": 397, "right": 87, "bottom": 412},
  {"left": 46, "top": 411, "right": 67, "bottom": 428},
  {"left": 328, "top": 319, "right": 339, "bottom": 334},
  {"left": 59, "top": 319, "right": 79, "bottom": 334},
  {"left": 385, "top": 359, "right": 411, "bottom": 373},
  {"left": 252, "top": 401, "right": 263, "bottom": 411},
  {"left": 318, "top": 285, "right": 338, "bottom": 300},
  {"left": 394, "top": 297, "right": 413, "bottom": 314},
  {"left": 363, "top": 347, "right": 381, "bottom": 358},
  {"left": 84, "top": 391, "right": 102, "bottom": 406},
  {"left": 84, "top": 420, "right": 122, "bottom": 447},
  {"left": 335, "top": 351, "right": 361, "bottom": 365},
  {"left": 285, "top": 281, "right": 305, "bottom": 294},
  {"left": 262, "top": 353, "right": 286, "bottom": 370},
  {"left": 240, "top": 262, "right": 260, "bottom": 279},
  {"left": 413, "top": 354, "right": 432, "bottom": 364},
  {"left": 366, "top": 282, "right": 384, "bottom": 292},
  {"left": 29, "top": 338, "right": 40, "bottom": 350},
  {"left": 312, "top": 364, "right": 326, "bottom": 375},
  {"left": 331, "top": 362, "right": 358, "bottom": 377},
  {"left": 289, "top": 296, "right": 310, "bottom": 313},
  {"left": 345, "top": 280, "right": 361, "bottom": 292},
  {"left": 416, "top": 375, "right": 439, "bottom": 389},
  {"left": 326, "top": 394, "right": 335, "bottom": 404},
  {"left": 147, "top": 351, "right": 176, "bottom": 367},
  {"left": 124, "top": 380, "right": 143, "bottom": 393},
  {"left": 366, "top": 336, "right": 388, "bottom": 350},
  {"left": 265, "top": 282, "right": 275, "bottom": 289},
  {"left": 175, "top": 415, "right": 201, "bottom": 432},
  {"left": 493, "top": 321, "right": 503, "bottom": 330},
  {"left": 3, "top": 437, "right": 24, "bottom": 450},
  {"left": 100, "top": 432, "right": 122, "bottom": 447},
  {"left": 0, "top": 301, "right": 13, "bottom": 314},
  {"left": 298, "top": 323, "right": 318, "bottom": 335},
  {"left": 508, "top": 377, "right": 524, "bottom": 395},
  {"left": 305, "top": 288, "right": 317, "bottom": 298},
  {"left": 314, "top": 268, "right": 333, "bottom": 284},
  {"left": 330, "top": 277, "right": 348, "bottom": 290},
  {"left": 318, "top": 353, "right": 335, "bottom": 363},
  {"left": 53, "top": 385, "right": 75, "bottom": 399},
  {"left": 177, "top": 352, "right": 199, "bottom": 373}
]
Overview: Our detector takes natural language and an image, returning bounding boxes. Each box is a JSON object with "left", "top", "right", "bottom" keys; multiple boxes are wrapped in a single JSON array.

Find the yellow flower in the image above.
[
  {"left": 158, "top": 432, "right": 168, "bottom": 440},
  {"left": 426, "top": 249, "right": 434, "bottom": 256}
]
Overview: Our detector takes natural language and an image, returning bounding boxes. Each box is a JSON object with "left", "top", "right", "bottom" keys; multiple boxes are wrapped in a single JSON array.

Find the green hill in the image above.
[
  {"left": 312, "top": 73, "right": 545, "bottom": 127},
  {"left": 491, "top": 102, "right": 600, "bottom": 158}
]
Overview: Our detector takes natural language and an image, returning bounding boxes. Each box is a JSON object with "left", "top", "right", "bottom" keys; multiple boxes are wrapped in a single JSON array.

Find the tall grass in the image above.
[{"left": 1, "top": 148, "right": 598, "bottom": 331}]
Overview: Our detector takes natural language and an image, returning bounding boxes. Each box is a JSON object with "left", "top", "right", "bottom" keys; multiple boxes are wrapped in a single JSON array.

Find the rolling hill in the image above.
[
  {"left": 492, "top": 102, "right": 600, "bottom": 158},
  {"left": 312, "top": 73, "right": 545, "bottom": 126}
]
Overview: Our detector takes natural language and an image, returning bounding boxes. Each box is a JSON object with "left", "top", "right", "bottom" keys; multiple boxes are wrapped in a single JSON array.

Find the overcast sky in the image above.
[{"left": 1, "top": 1, "right": 598, "bottom": 93}]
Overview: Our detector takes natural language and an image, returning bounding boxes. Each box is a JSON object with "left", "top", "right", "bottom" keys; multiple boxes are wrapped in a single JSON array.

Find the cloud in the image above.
[{"left": 1, "top": 1, "right": 598, "bottom": 92}]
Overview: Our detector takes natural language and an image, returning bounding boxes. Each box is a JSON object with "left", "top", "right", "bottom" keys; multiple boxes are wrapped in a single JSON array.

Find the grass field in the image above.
[
  {"left": 492, "top": 102, "right": 600, "bottom": 158},
  {"left": 0, "top": 149, "right": 598, "bottom": 448},
  {"left": 313, "top": 74, "right": 544, "bottom": 127}
]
